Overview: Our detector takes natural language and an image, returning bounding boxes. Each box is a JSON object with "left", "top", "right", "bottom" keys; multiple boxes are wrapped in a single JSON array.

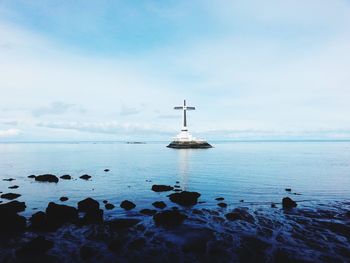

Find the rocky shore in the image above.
[{"left": 1, "top": 175, "right": 350, "bottom": 262}]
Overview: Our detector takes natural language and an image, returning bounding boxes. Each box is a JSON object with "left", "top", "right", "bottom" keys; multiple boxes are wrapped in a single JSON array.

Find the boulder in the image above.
[
  {"left": 152, "top": 201, "right": 167, "bottom": 209},
  {"left": 151, "top": 185, "right": 174, "bottom": 192},
  {"left": 0, "top": 200, "right": 26, "bottom": 213},
  {"left": 35, "top": 174, "right": 59, "bottom": 183},
  {"left": 103, "top": 200, "right": 108, "bottom": 204},
  {"left": 8, "top": 185, "right": 19, "bottom": 189},
  {"left": 60, "top": 174, "right": 71, "bottom": 180},
  {"left": 153, "top": 210, "right": 187, "bottom": 227},
  {"left": 217, "top": 202, "right": 227, "bottom": 208},
  {"left": 140, "top": 209, "right": 157, "bottom": 216},
  {"left": 120, "top": 200, "right": 136, "bottom": 210},
  {"left": 109, "top": 218, "right": 141, "bottom": 230},
  {"left": 1, "top": 193, "right": 21, "bottom": 200},
  {"left": 78, "top": 198, "right": 100, "bottom": 212},
  {"left": 80, "top": 174, "right": 91, "bottom": 180},
  {"left": 16, "top": 236, "right": 53, "bottom": 257},
  {"left": 183, "top": 228, "right": 215, "bottom": 254},
  {"left": 104, "top": 169, "right": 110, "bottom": 172},
  {"left": 59, "top": 196, "right": 68, "bottom": 202},
  {"left": 29, "top": 211, "right": 47, "bottom": 231},
  {"left": 168, "top": 191, "right": 201, "bottom": 206},
  {"left": 225, "top": 208, "right": 255, "bottom": 223},
  {"left": 81, "top": 209, "right": 104, "bottom": 224},
  {"left": 105, "top": 203, "right": 115, "bottom": 210},
  {"left": 0, "top": 211, "right": 26, "bottom": 234},
  {"left": 282, "top": 197, "right": 297, "bottom": 209},
  {"left": 45, "top": 202, "right": 78, "bottom": 227}
]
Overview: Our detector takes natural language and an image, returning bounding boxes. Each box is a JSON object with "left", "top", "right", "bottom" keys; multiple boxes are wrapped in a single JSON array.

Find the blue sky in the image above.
[{"left": 0, "top": 0, "right": 350, "bottom": 141}]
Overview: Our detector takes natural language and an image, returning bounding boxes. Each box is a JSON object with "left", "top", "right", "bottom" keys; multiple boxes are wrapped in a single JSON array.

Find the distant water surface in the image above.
[{"left": 0, "top": 141, "right": 350, "bottom": 217}]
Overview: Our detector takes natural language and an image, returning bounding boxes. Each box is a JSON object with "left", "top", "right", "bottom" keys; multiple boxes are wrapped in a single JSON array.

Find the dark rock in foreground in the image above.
[
  {"left": 282, "top": 197, "right": 297, "bottom": 209},
  {"left": 109, "top": 218, "right": 140, "bottom": 230},
  {"left": 16, "top": 236, "right": 53, "bottom": 257},
  {"left": 1, "top": 193, "right": 21, "bottom": 200},
  {"left": 151, "top": 185, "right": 174, "bottom": 192},
  {"left": 152, "top": 201, "right": 167, "bottom": 209},
  {"left": 167, "top": 140, "right": 212, "bottom": 149},
  {"left": 0, "top": 200, "right": 26, "bottom": 213},
  {"left": 60, "top": 174, "right": 72, "bottom": 180},
  {"left": 153, "top": 210, "right": 187, "bottom": 227},
  {"left": 140, "top": 209, "right": 157, "bottom": 216},
  {"left": 81, "top": 209, "right": 104, "bottom": 224},
  {"left": 80, "top": 174, "right": 91, "bottom": 180},
  {"left": 46, "top": 202, "right": 78, "bottom": 228},
  {"left": 80, "top": 245, "right": 97, "bottom": 260},
  {"left": 78, "top": 198, "right": 100, "bottom": 212},
  {"left": 0, "top": 209, "right": 26, "bottom": 234},
  {"left": 120, "top": 200, "right": 136, "bottom": 210},
  {"left": 35, "top": 174, "right": 59, "bottom": 183},
  {"left": 225, "top": 208, "right": 255, "bottom": 223},
  {"left": 29, "top": 211, "right": 47, "bottom": 231},
  {"left": 169, "top": 191, "right": 201, "bottom": 206}
]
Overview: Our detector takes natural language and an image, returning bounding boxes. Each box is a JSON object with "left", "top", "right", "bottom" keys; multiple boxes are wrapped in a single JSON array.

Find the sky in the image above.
[{"left": 0, "top": 0, "right": 350, "bottom": 141}]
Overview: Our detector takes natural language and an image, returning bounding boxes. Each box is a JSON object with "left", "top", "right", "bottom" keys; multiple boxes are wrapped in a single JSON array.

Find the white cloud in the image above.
[{"left": 0, "top": 128, "right": 21, "bottom": 137}]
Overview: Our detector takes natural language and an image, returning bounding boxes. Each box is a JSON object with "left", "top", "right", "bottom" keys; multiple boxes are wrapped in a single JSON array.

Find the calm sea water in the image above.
[{"left": 1, "top": 141, "right": 350, "bottom": 217}]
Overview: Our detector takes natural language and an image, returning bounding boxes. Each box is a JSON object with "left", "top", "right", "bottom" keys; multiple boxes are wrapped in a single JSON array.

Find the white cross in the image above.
[{"left": 174, "top": 100, "right": 195, "bottom": 131}]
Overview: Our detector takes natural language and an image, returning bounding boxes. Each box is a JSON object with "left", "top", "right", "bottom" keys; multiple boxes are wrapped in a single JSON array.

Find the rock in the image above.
[
  {"left": 45, "top": 202, "right": 78, "bottom": 227},
  {"left": 183, "top": 228, "right": 215, "bottom": 254},
  {"left": 28, "top": 175, "right": 36, "bottom": 178},
  {"left": 105, "top": 203, "right": 115, "bottom": 210},
  {"left": 81, "top": 209, "right": 104, "bottom": 224},
  {"left": 215, "top": 197, "right": 224, "bottom": 201},
  {"left": 3, "top": 178, "right": 15, "bottom": 181},
  {"left": 240, "top": 199, "right": 244, "bottom": 203},
  {"left": 80, "top": 174, "right": 91, "bottom": 180},
  {"left": 168, "top": 191, "right": 201, "bottom": 206},
  {"left": 174, "top": 189, "right": 182, "bottom": 192},
  {"left": 60, "top": 174, "right": 71, "bottom": 180},
  {"left": 109, "top": 218, "right": 141, "bottom": 230},
  {"left": 1, "top": 193, "right": 21, "bottom": 200},
  {"left": 0, "top": 209, "right": 26, "bottom": 234},
  {"left": 8, "top": 185, "right": 19, "bottom": 189},
  {"left": 0, "top": 200, "right": 26, "bottom": 213},
  {"left": 285, "top": 188, "right": 292, "bottom": 192},
  {"left": 128, "top": 237, "right": 146, "bottom": 250},
  {"left": 78, "top": 198, "right": 100, "bottom": 213},
  {"left": 108, "top": 239, "right": 124, "bottom": 252},
  {"left": 225, "top": 208, "right": 255, "bottom": 223},
  {"left": 151, "top": 185, "right": 174, "bottom": 192},
  {"left": 16, "top": 236, "right": 53, "bottom": 257},
  {"left": 217, "top": 202, "right": 227, "bottom": 208},
  {"left": 140, "top": 209, "right": 157, "bottom": 216},
  {"left": 80, "top": 245, "right": 96, "bottom": 260},
  {"left": 176, "top": 181, "right": 180, "bottom": 184},
  {"left": 104, "top": 169, "right": 110, "bottom": 172},
  {"left": 35, "top": 174, "right": 59, "bottom": 183},
  {"left": 174, "top": 185, "right": 181, "bottom": 188},
  {"left": 271, "top": 203, "right": 277, "bottom": 208},
  {"left": 59, "top": 196, "right": 68, "bottom": 202},
  {"left": 120, "top": 200, "right": 136, "bottom": 210},
  {"left": 29, "top": 211, "right": 47, "bottom": 231},
  {"left": 153, "top": 210, "right": 187, "bottom": 227},
  {"left": 103, "top": 200, "right": 108, "bottom": 204},
  {"left": 282, "top": 197, "right": 297, "bottom": 209},
  {"left": 152, "top": 201, "right": 167, "bottom": 209}
]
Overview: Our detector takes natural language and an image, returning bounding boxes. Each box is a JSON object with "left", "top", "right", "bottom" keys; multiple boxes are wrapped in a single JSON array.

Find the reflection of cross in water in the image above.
[{"left": 177, "top": 149, "right": 191, "bottom": 190}]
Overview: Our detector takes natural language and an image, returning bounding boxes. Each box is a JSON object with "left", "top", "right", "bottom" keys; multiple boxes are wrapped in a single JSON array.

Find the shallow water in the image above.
[{"left": 1, "top": 141, "right": 350, "bottom": 217}]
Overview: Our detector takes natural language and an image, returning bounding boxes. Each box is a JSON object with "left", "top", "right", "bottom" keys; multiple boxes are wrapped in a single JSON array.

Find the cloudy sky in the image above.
[{"left": 0, "top": 0, "right": 350, "bottom": 141}]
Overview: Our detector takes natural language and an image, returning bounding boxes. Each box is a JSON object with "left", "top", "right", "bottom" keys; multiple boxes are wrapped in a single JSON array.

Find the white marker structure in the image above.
[{"left": 167, "top": 100, "right": 212, "bottom": 148}]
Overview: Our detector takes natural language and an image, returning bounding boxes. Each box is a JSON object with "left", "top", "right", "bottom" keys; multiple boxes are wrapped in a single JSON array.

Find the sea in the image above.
[{"left": 1, "top": 141, "right": 350, "bottom": 218}]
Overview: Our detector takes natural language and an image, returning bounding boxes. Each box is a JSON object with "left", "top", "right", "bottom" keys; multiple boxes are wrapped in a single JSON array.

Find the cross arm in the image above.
[
  {"left": 187, "top": 107, "right": 195, "bottom": 110},
  {"left": 174, "top": 107, "right": 183, "bottom": 110}
]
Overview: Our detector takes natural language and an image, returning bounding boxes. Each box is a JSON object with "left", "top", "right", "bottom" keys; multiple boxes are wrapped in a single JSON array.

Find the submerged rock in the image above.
[
  {"left": 215, "top": 197, "right": 225, "bottom": 201},
  {"left": 1, "top": 193, "right": 21, "bottom": 200},
  {"left": 120, "top": 200, "right": 136, "bottom": 210},
  {"left": 78, "top": 198, "right": 100, "bottom": 212},
  {"left": 140, "top": 209, "right": 157, "bottom": 216},
  {"left": 60, "top": 174, "right": 72, "bottom": 180},
  {"left": 109, "top": 218, "right": 141, "bottom": 230},
  {"left": 80, "top": 174, "right": 91, "bottom": 180},
  {"left": 151, "top": 185, "right": 174, "bottom": 192},
  {"left": 169, "top": 191, "right": 201, "bottom": 206},
  {"left": 153, "top": 210, "right": 187, "bottom": 227},
  {"left": 152, "top": 201, "right": 167, "bottom": 209},
  {"left": 59, "top": 196, "right": 68, "bottom": 202},
  {"left": 217, "top": 202, "right": 227, "bottom": 208},
  {"left": 8, "top": 185, "right": 19, "bottom": 189},
  {"left": 16, "top": 236, "right": 53, "bottom": 257},
  {"left": 105, "top": 203, "right": 115, "bottom": 210},
  {"left": 282, "top": 197, "right": 297, "bottom": 209},
  {"left": 3, "top": 178, "right": 15, "bottom": 181},
  {"left": 35, "top": 174, "right": 59, "bottom": 183}
]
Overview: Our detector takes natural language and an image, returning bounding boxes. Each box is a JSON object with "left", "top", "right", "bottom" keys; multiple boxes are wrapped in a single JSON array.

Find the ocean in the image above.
[{"left": 1, "top": 141, "right": 350, "bottom": 218}]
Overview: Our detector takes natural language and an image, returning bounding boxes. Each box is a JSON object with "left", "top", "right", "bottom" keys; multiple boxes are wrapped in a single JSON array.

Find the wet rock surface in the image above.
[
  {"left": 153, "top": 210, "right": 187, "bottom": 227},
  {"left": 80, "top": 174, "right": 91, "bottom": 180},
  {"left": 169, "top": 191, "right": 201, "bottom": 206},
  {"left": 151, "top": 184, "right": 174, "bottom": 192},
  {"left": 60, "top": 174, "right": 71, "bottom": 180},
  {"left": 282, "top": 197, "right": 297, "bottom": 209},
  {"left": 1, "top": 192, "right": 21, "bottom": 200},
  {"left": 34, "top": 174, "right": 59, "bottom": 183},
  {"left": 120, "top": 200, "right": 136, "bottom": 210},
  {"left": 152, "top": 201, "right": 167, "bottom": 209}
]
